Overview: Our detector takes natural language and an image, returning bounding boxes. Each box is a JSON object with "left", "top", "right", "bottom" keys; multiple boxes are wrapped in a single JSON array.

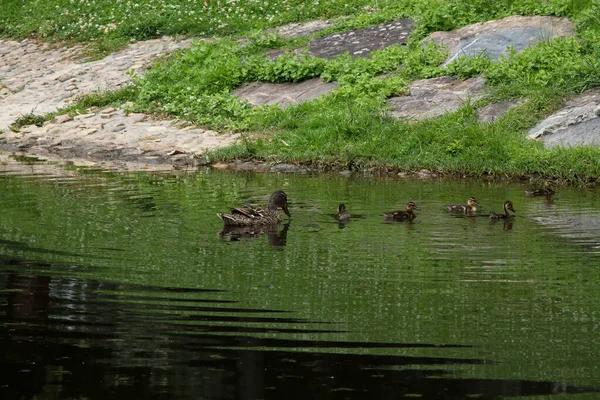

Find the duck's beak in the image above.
[
  {"left": 282, "top": 204, "right": 291, "bottom": 218},
  {"left": 414, "top": 206, "right": 421, "bottom": 211}
]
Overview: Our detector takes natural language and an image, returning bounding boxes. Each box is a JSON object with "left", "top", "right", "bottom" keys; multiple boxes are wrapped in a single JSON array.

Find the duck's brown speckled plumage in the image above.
[
  {"left": 446, "top": 197, "right": 481, "bottom": 213},
  {"left": 218, "top": 190, "right": 290, "bottom": 227},
  {"left": 489, "top": 200, "right": 515, "bottom": 219},
  {"left": 384, "top": 201, "right": 421, "bottom": 221}
]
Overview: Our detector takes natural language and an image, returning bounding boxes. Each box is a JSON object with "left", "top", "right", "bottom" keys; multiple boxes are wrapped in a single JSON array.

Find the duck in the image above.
[
  {"left": 217, "top": 190, "right": 290, "bottom": 226},
  {"left": 383, "top": 201, "right": 421, "bottom": 221},
  {"left": 525, "top": 180, "right": 556, "bottom": 196},
  {"left": 446, "top": 197, "right": 481, "bottom": 213},
  {"left": 489, "top": 200, "right": 515, "bottom": 219},
  {"left": 334, "top": 203, "right": 351, "bottom": 221}
]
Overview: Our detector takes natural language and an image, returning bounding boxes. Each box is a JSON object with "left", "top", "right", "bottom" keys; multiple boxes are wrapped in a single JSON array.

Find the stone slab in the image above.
[
  {"left": 308, "top": 19, "right": 414, "bottom": 59},
  {"left": 477, "top": 100, "right": 522, "bottom": 123},
  {"left": 426, "top": 15, "right": 574, "bottom": 65},
  {"left": 387, "top": 76, "right": 485, "bottom": 121},
  {"left": 528, "top": 88, "right": 600, "bottom": 147},
  {"left": 234, "top": 77, "right": 338, "bottom": 108}
]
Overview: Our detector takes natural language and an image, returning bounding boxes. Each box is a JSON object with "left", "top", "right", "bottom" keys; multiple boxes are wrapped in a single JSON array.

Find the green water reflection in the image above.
[{"left": 1, "top": 160, "right": 600, "bottom": 396}]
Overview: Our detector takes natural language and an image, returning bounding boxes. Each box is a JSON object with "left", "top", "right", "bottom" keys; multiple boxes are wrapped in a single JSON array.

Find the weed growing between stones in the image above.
[{"left": 9, "top": 113, "right": 45, "bottom": 132}]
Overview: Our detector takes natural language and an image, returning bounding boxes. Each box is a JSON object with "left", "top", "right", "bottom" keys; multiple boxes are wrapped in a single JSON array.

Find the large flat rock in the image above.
[
  {"left": 387, "top": 76, "right": 485, "bottom": 121},
  {"left": 308, "top": 19, "right": 414, "bottom": 59},
  {"left": 426, "top": 15, "right": 574, "bottom": 65},
  {"left": 528, "top": 88, "right": 600, "bottom": 147},
  {"left": 233, "top": 77, "right": 338, "bottom": 108}
]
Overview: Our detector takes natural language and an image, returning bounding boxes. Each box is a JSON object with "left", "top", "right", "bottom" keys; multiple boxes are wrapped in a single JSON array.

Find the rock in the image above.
[
  {"left": 212, "top": 162, "right": 229, "bottom": 170},
  {"left": 425, "top": 15, "right": 574, "bottom": 65},
  {"left": 234, "top": 77, "right": 338, "bottom": 109},
  {"left": 417, "top": 169, "right": 432, "bottom": 178},
  {"left": 111, "top": 123, "right": 126, "bottom": 132},
  {"left": 74, "top": 113, "right": 95, "bottom": 120},
  {"left": 528, "top": 87, "right": 600, "bottom": 148},
  {"left": 387, "top": 76, "right": 484, "bottom": 121},
  {"left": 477, "top": 100, "right": 521, "bottom": 123},
  {"left": 54, "top": 114, "right": 73, "bottom": 124},
  {"left": 270, "top": 163, "right": 299, "bottom": 173},
  {"left": 308, "top": 19, "right": 414, "bottom": 59}
]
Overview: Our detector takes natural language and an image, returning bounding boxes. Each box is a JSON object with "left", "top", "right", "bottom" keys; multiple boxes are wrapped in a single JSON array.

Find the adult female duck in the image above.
[{"left": 218, "top": 190, "right": 290, "bottom": 226}]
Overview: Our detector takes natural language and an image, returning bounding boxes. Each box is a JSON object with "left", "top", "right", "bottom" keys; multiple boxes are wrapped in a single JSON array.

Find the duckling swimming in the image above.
[
  {"left": 384, "top": 201, "right": 421, "bottom": 221},
  {"left": 525, "top": 180, "right": 556, "bottom": 197},
  {"left": 446, "top": 197, "right": 481, "bottom": 213},
  {"left": 334, "top": 203, "right": 351, "bottom": 221},
  {"left": 218, "top": 190, "right": 290, "bottom": 227},
  {"left": 489, "top": 200, "right": 515, "bottom": 219}
]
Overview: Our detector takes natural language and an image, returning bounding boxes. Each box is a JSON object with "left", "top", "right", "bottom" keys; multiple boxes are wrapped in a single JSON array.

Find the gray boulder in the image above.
[
  {"left": 528, "top": 88, "right": 600, "bottom": 147},
  {"left": 426, "top": 15, "right": 574, "bottom": 65},
  {"left": 387, "top": 76, "right": 484, "bottom": 121}
]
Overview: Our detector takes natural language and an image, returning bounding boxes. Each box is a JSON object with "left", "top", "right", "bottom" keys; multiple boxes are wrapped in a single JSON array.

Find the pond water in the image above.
[{"left": 1, "top": 156, "right": 600, "bottom": 399}]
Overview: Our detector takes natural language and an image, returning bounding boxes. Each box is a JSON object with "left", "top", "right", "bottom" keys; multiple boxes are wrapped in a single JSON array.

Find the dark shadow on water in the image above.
[{"left": 1, "top": 270, "right": 598, "bottom": 400}]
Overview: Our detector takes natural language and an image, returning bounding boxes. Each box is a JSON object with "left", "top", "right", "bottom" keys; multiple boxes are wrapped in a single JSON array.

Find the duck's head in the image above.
[
  {"left": 544, "top": 180, "right": 557, "bottom": 189},
  {"left": 337, "top": 203, "right": 346, "bottom": 213},
  {"left": 504, "top": 200, "right": 515, "bottom": 213},
  {"left": 406, "top": 201, "right": 421, "bottom": 212},
  {"left": 269, "top": 190, "right": 291, "bottom": 217},
  {"left": 467, "top": 197, "right": 481, "bottom": 207}
]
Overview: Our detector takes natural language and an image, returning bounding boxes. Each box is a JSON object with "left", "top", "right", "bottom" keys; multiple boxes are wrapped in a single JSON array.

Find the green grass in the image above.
[
  {"left": 0, "top": 0, "right": 378, "bottom": 42},
  {"left": 3, "top": 0, "right": 600, "bottom": 181}
]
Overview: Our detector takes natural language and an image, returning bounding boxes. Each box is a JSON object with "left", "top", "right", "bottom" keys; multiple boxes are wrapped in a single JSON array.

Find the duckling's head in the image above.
[
  {"left": 406, "top": 201, "right": 421, "bottom": 212},
  {"left": 269, "top": 190, "right": 291, "bottom": 217},
  {"left": 467, "top": 197, "right": 481, "bottom": 207},
  {"left": 504, "top": 200, "right": 515, "bottom": 213},
  {"left": 544, "top": 180, "right": 557, "bottom": 189},
  {"left": 337, "top": 203, "right": 346, "bottom": 213}
]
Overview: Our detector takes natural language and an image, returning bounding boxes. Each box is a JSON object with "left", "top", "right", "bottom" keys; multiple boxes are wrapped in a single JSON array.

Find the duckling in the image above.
[
  {"left": 446, "top": 197, "right": 481, "bottom": 213},
  {"left": 384, "top": 201, "right": 421, "bottom": 221},
  {"left": 489, "top": 200, "right": 515, "bottom": 219},
  {"left": 218, "top": 190, "right": 290, "bottom": 227},
  {"left": 525, "top": 180, "right": 556, "bottom": 196},
  {"left": 334, "top": 203, "right": 351, "bottom": 221}
]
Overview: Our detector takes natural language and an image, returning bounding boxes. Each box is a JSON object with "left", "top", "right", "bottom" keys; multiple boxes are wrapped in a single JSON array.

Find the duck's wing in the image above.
[{"left": 230, "top": 206, "right": 264, "bottom": 218}]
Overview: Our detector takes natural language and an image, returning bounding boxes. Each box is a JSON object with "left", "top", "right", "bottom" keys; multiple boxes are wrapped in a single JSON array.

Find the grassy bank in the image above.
[
  {"left": 130, "top": 0, "right": 600, "bottom": 181},
  {"left": 3, "top": 0, "right": 600, "bottom": 181}
]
